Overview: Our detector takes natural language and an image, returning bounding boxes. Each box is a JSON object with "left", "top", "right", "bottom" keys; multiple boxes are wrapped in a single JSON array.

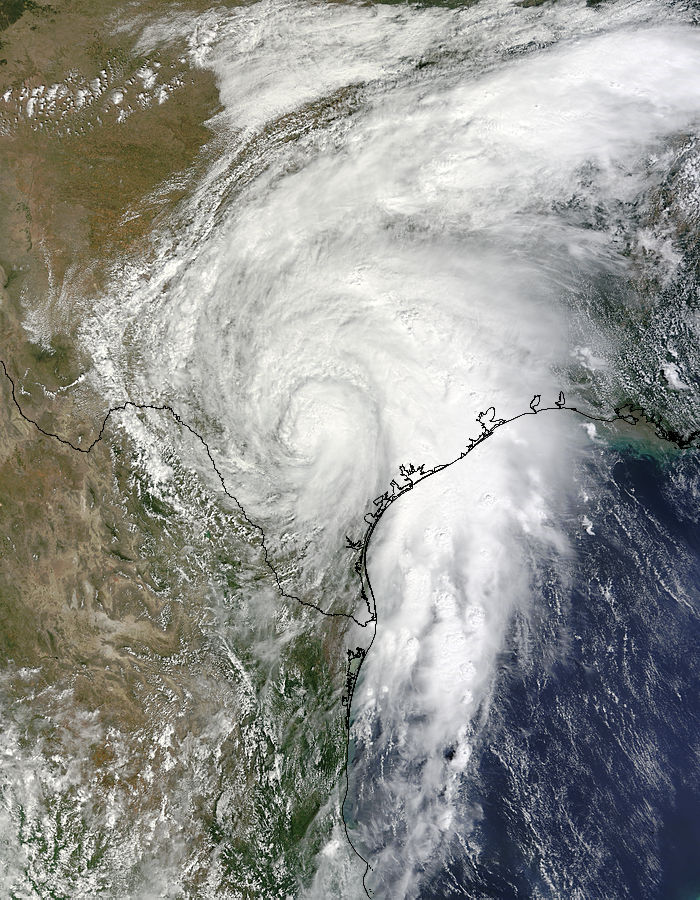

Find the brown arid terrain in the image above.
[
  {"left": 0, "top": 2, "right": 349, "bottom": 895},
  {"left": 3, "top": 2, "right": 700, "bottom": 898},
  {"left": 0, "top": 0, "right": 222, "bottom": 680}
]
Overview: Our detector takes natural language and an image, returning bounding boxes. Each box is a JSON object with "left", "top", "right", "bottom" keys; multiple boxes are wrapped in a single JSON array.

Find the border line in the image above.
[
  {"left": 0, "top": 359, "right": 372, "bottom": 627},
  {"left": 2, "top": 361, "right": 697, "bottom": 896},
  {"left": 342, "top": 391, "right": 698, "bottom": 896}
]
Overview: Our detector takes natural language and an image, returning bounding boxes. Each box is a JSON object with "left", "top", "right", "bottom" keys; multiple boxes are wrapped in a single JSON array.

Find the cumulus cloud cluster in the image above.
[{"left": 78, "top": 1, "right": 700, "bottom": 896}]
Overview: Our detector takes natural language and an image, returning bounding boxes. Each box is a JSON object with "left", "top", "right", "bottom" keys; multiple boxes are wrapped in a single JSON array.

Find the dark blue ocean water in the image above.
[{"left": 425, "top": 446, "right": 700, "bottom": 899}]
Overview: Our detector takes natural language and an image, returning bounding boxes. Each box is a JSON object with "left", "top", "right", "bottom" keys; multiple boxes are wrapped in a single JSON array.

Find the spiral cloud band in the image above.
[{"left": 70, "top": 1, "right": 700, "bottom": 896}]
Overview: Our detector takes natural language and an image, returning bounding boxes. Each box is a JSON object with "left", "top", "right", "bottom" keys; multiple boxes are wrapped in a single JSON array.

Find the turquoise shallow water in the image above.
[
  {"left": 444, "top": 446, "right": 700, "bottom": 898},
  {"left": 347, "top": 443, "right": 700, "bottom": 898}
]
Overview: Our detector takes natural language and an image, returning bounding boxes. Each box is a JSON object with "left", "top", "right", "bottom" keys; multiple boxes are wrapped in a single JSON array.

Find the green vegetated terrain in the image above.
[{"left": 0, "top": 1, "right": 350, "bottom": 894}]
